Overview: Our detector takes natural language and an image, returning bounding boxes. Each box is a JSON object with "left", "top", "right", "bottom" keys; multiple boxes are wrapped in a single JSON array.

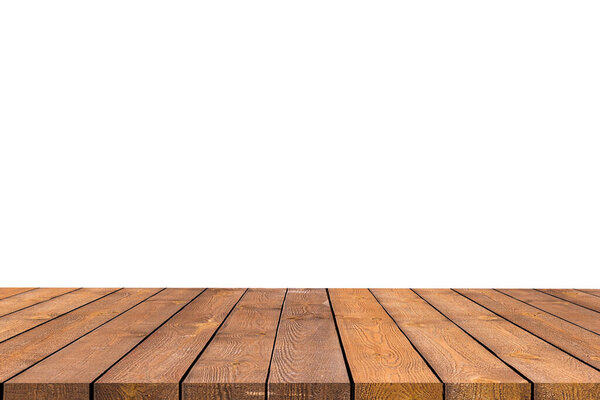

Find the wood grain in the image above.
[
  {"left": 497, "top": 289, "right": 600, "bottom": 334},
  {"left": 0, "top": 287, "right": 118, "bottom": 343},
  {"left": 328, "top": 289, "right": 442, "bottom": 400},
  {"left": 4, "top": 288, "right": 201, "bottom": 400},
  {"left": 269, "top": 289, "right": 350, "bottom": 400},
  {"left": 95, "top": 288, "right": 245, "bottom": 400},
  {"left": 0, "top": 288, "right": 158, "bottom": 383},
  {"left": 0, "top": 288, "right": 35, "bottom": 300},
  {"left": 0, "top": 288, "right": 599, "bottom": 400},
  {"left": 182, "top": 288, "right": 286, "bottom": 400},
  {"left": 0, "top": 288, "right": 77, "bottom": 317},
  {"left": 416, "top": 289, "right": 600, "bottom": 400},
  {"left": 539, "top": 289, "right": 600, "bottom": 313},
  {"left": 371, "top": 289, "right": 529, "bottom": 400},
  {"left": 457, "top": 289, "right": 600, "bottom": 370}
]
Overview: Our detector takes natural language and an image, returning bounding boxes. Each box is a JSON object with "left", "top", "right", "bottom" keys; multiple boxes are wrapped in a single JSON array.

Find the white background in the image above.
[{"left": 1, "top": 0, "right": 599, "bottom": 287}]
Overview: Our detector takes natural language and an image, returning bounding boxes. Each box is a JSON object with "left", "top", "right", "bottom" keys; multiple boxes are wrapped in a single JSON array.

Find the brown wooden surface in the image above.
[
  {"left": 580, "top": 289, "right": 600, "bottom": 297},
  {"left": 5, "top": 288, "right": 201, "bottom": 400},
  {"left": 416, "top": 289, "right": 600, "bottom": 400},
  {"left": 0, "top": 288, "right": 77, "bottom": 317},
  {"left": 0, "top": 288, "right": 158, "bottom": 383},
  {"left": 539, "top": 289, "right": 600, "bottom": 313},
  {"left": 1, "top": 288, "right": 600, "bottom": 400},
  {"left": 329, "top": 289, "right": 442, "bottom": 400},
  {"left": 182, "top": 288, "right": 286, "bottom": 400},
  {"left": 0, "top": 288, "right": 35, "bottom": 301},
  {"left": 269, "top": 289, "right": 350, "bottom": 400},
  {"left": 95, "top": 288, "right": 244, "bottom": 400},
  {"left": 457, "top": 289, "right": 600, "bottom": 370},
  {"left": 497, "top": 289, "right": 600, "bottom": 334},
  {"left": 0, "top": 288, "right": 117, "bottom": 343},
  {"left": 371, "top": 289, "right": 529, "bottom": 400}
]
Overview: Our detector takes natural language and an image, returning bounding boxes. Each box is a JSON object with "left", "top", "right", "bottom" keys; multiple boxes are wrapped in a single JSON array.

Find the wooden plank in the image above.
[
  {"left": 0, "top": 288, "right": 118, "bottom": 343},
  {"left": 580, "top": 289, "right": 600, "bottom": 297},
  {"left": 0, "top": 288, "right": 35, "bottom": 300},
  {"left": 539, "top": 289, "right": 600, "bottom": 313},
  {"left": 498, "top": 289, "right": 600, "bottom": 334},
  {"left": 0, "top": 288, "right": 159, "bottom": 383},
  {"left": 328, "top": 289, "right": 442, "bottom": 400},
  {"left": 0, "top": 288, "right": 78, "bottom": 317},
  {"left": 268, "top": 288, "right": 350, "bottom": 400},
  {"left": 182, "top": 288, "right": 286, "bottom": 400},
  {"left": 457, "top": 289, "right": 600, "bottom": 370},
  {"left": 94, "top": 288, "right": 246, "bottom": 400},
  {"left": 4, "top": 288, "right": 202, "bottom": 400},
  {"left": 416, "top": 289, "right": 600, "bottom": 400},
  {"left": 371, "top": 289, "right": 529, "bottom": 400}
]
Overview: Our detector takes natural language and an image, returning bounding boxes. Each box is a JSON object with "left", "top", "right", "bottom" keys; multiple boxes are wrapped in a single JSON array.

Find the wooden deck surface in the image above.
[{"left": 0, "top": 288, "right": 599, "bottom": 400}]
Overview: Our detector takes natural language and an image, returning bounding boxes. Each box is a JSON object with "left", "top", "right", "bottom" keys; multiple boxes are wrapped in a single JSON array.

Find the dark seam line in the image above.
[
  {"left": 0, "top": 288, "right": 123, "bottom": 346},
  {"left": 326, "top": 289, "right": 354, "bottom": 400},
  {"left": 178, "top": 288, "right": 250, "bottom": 400},
  {"left": 0, "top": 289, "right": 124, "bottom": 400},
  {"left": 536, "top": 289, "right": 600, "bottom": 314},
  {"left": 496, "top": 289, "right": 600, "bottom": 337},
  {"left": 411, "top": 289, "right": 533, "bottom": 387},
  {"left": 0, "top": 288, "right": 82, "bottom": 319},
  {"left": 453, "top": 289, "right": 600, "bottom": 373},
  {"left": 90, "top": 288, "right": 209, "bottom": 400},
  {"left": 369, "top": 289, "right": 445, "bottom": 400},
  {"left": 576, "top": 289, "right": 600, "bottom": 299},
  {"left": 264, "top": 289, "right": 288, "bottom": 400},
  {"left": 0, "top": 288, "right": 39, "bottom": 302},
  {"left": 1, "top": 288, "right": 166, "bottom": 385}
]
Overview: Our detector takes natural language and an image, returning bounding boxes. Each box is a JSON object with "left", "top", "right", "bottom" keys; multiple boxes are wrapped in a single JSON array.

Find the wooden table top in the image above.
[{"left": 1, "top": 288, "right": 599, "bottom": 400}]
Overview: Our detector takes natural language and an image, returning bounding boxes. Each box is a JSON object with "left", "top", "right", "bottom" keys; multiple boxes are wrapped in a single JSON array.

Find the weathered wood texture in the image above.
[
  {"left": 329, "top": 288, "right": 442, "bottom": 400},
  {"left": 0, "top": 288, "right": 599, "bottom": 400},
  {"left": 0, "top": 288, "right": 35, "bottom": 301},
  {"left": 182, "top": 288, "right": 285, "bottom": 400},
  {"left": 0, "top": 288, "right": 117, "bottom": 343},
  {"left": 371, "top": 289, "right": 529, "bottom": 400},
  {"left": 95, "top": 288, "right": 244, "bottom": 400},
  {"left": 497, "top": 289, "right": 600, "bottom": 334},
  {"left": 539, "top": 289, "right": 600, "bottom": 313},
  {"left": 457, "top": 289, "right": 600, "bottom": 370},
  {"left": 0, "top": 288, "right": 77, "bottom": 317},
  {"left": 416, "top": 289, "right": 600, "bottom": 400},
  {"left": 5, "top": 288, "right": 201, "bottom": 400},
  {"left": 0, "top": 288, "right": 157, "bottom": 383},
  {"left": 269, "top": 289, "right": 350, "bottom": 400}
]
